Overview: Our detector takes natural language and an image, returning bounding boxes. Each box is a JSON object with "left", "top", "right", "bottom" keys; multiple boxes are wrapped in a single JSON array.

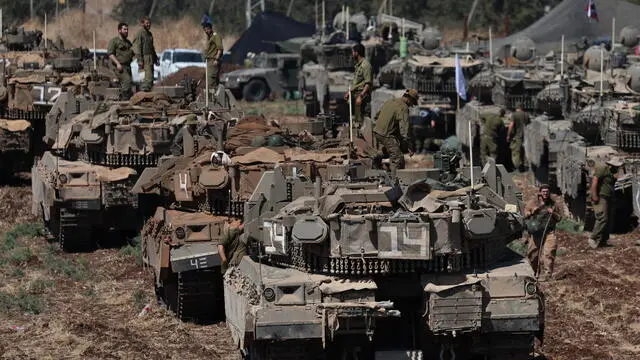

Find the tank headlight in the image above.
[
  {"left": 174, "top": 227, "right": 186, "bottom": 240},
  {"left": 58, "top": 174, "right": 68, "bottom": 184},
  {"left": 525, "top": 281, "right": 537, "bottom": 295},
  {"left": 263, "top": 287, "right": 276, "bottom": 302}
]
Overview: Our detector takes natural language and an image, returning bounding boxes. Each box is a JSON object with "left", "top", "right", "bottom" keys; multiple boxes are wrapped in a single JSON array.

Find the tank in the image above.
[
  {"left": 491, "top": 68, "right": 556, "bottom": 111},
  {"left": 619, "top": 26, "right": 640, "bottom": 48},
  {"left": 403, "top": 55, "right": 484, "bottom": 99},
  {"left": 510, "top": 37, "right": 536, "bottom": 63},
  {"left": 421, "top": 27, "right": 442, "bottom": 51},
  {"left": 224, "top": 160, "right": 543, "bottom": 359},
  {"left": 583, "top": 45, "right": 609, "bottom": 71},
  {"left": 31, "top": 151, "right": 139, "bottom": 251}
]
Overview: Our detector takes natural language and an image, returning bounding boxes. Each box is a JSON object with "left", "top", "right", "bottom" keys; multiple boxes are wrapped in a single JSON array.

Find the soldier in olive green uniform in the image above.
[
  {"left": 133, "top": 16, "right": 158, "bottom": 92},
  {"left": 373, "top": 89, "right": 419, "bottom": 176},
  {"left": 588, "top": 157, "right": 622, "bottom": 249},
  {"left": 218, "top": 224, "right": 247, "bottom": 273},
  {"left": 107, "top": 23, "right": 134, "bottom": 100},
  {"left": 344, "top": 43, "right": 372, "bottom": 127},
  {"left": 202, "top": 19, "right": 223, "bottom": 93},
  {"left": 480, "top": 108, "right": 505, "bottom": 165},
  {"left": 506, "top": 104, "right": 531, "bottom": 171}
]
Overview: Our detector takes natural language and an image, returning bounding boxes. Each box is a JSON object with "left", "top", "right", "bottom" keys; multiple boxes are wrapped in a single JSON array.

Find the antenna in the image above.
[
  {"left": 468, "top": 119, "right": 475, "bottom": 189},
  {"left": 348, "top": 85, "right": 353, "bottom": 142},
  {"left": 44, "top": 13, "right": 47, "bottom": 50},
  {"left": 560, "top": 34, "right": 564, "bottom": 77},
  {"left": 205, "top": 61, "right": 209, "bottom": 109},
  {"left": 321, "top": 0, "right": 325, "bottom": 42},
  {"left": 93, "top": 30, "right": 97, "bottom": 71},
  {"left": 489, "top": 27, "right": 492, "bottom": 66},
  {"left": 599, "top": 45, "right": 604, "bottom": 104}
]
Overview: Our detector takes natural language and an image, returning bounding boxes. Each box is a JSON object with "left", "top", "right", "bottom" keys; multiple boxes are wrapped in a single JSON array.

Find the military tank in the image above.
[{"left": 224, "top": 158, "right": 544, "bottom": 359}]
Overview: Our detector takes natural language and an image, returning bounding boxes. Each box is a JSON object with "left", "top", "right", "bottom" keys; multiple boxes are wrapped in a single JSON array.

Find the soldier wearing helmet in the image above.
[
  {"left": 524, "top": 184, "right": 562, "bottom": 281},
  {"left": 373, "top": 89, "right": 419, "bottom": 176}
]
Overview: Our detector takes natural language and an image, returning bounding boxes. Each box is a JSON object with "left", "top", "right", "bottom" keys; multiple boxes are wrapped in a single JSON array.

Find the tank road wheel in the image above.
[
  {"left": 242, "top": 79, "right": 269, "bottom": 102},
  {"left": 58, "top": 210, "right": 96, "bottom": 252},
  {"left": 160, "top": 268, "right": 224, "bottom": 323}
]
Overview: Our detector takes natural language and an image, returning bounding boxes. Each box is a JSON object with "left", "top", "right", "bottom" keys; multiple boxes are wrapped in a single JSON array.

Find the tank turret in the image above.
[
  {"left": 510, "top": 37, "right": 536, "bottom": 63},
  {"left": 620, "top": 26, "right": 640, "bottom": 48}
]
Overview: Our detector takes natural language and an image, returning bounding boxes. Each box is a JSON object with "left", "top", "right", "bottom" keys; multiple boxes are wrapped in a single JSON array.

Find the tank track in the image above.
[
  {"left": 58, "top": 210, "right": 95, "bottom": 252},
  {"left": 175, "top": 268, "right": 224, "bottom": 323},
  {"left": 1, "top": 108, "right": 48, "bottom": 121},
  {"left": 247, "top": 340, "right": 326, "bottom": 360},
  {"left": 82, "top": 151, "right": 160, "bottom": 167},
  {"left": 269, "top": 241, "right": 488, "bottom": 276}
]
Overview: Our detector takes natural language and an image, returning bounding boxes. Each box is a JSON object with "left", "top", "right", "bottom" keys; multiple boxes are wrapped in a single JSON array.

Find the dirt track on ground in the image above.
[{"left": 0, "top": 173, "right": 638, "bottom": 359}]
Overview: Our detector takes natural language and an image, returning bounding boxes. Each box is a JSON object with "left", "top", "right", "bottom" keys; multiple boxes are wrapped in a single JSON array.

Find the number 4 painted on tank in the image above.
[{"left": 378, "top": 224, "right": 428, "bottom": 259}]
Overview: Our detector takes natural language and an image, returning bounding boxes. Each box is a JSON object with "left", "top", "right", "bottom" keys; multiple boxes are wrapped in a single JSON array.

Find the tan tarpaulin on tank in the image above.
[
  {"left": 423, "top": 278, "right": 482, "bottom": 293},
  {"left": 60, "top": 74, "right": 86, "bottom": 86},
  {"left": 319, "top": 278, "right": 377, "bottom": 295},
  {"left": 10, "top": 84, "right": 34, "bottom": 111},
  {"left": 8, "top": 74, "right": 46, "bottom": 84},
  {"left": 0, "top": 119, "right": 30, "bottom": 132},
  {"left": 232, "top": 147, "right": 284, "bottom": 165},
  {"left": 94, "top": 167, "right": 137, "bottom": 182},
  {"left": 129, "top": 92, "right": 172, "bottom": 106},
  {"left": 284, "top": 148, "right": 340, "bottom": 163}
]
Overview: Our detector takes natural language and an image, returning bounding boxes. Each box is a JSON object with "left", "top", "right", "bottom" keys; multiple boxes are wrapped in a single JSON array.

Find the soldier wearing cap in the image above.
[
  {"left": 107, "top": 22, "right": 134, "bottom": 100},
  {"left": 344, "top": 43, "right": 372, "bottom": 127},
  {"left": 202, "top": 16, "right": 223, "bottom": 92},
  {"left": 524, "top": 184, "right": 562, "bottom": 281},
  {"left": 373, "top": 89, "right": 419, "bottom": 176},
  {"left": 589, "top": 156, "right": 623, "bottom": 248},
  {"left": 506, "top": 103, "right": 531, "bottom": 172}
]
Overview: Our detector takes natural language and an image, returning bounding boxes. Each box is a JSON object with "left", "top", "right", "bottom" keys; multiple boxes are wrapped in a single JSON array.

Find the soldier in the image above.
[
  {"left": 133, "top": 16, "right": 158, "bottom": 92},
  {"left": 373, "top": 89, "right": 419, "bottom": 176},
  {"left": 107, "top": 22, "right": 134, "bottom": 100},
  {"left": 480, "top": 108, "right": 505, "bottom": 165},
  {"left": 344, "top": 43, "right": 372, "bottom": 127},
  {"left": 202, "top": 17, "right": 223, "bottom": 93},
  {"left": 218, "top": 223, "right": 247, "bottom": 273},
  {"left": 506, "top": 103, "right": 530, "bottom": 172},
  {"left": 524, "top": 184, "right": 562, "bottom": 281},
  {"left": 588, "top": 157, "right": 623, "bottom": 249}
]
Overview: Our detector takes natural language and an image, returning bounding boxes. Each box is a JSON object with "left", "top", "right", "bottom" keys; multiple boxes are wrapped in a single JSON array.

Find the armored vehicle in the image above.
[
  {"left": 32, "top": 151, "right": 139, "bottom": 251},
  {"left": 141, "top": 208, "right": 228, "bottom": 322},
  {"left": 491, "top": 68, "right": 557, "bottom": 112},
  {"left": 224, "top": 160, "right": 544, "bottom": 359},
  {"left": 222, "top": 53, "right": 301, "bottom": 102},
  {"left": 403, "top": 55, "right": 483, "bottom": 100}
]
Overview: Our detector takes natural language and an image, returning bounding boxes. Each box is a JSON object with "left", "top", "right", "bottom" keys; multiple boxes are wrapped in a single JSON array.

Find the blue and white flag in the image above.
[{"left": 454, "top": 54, "right": 467, "bottom": 101}]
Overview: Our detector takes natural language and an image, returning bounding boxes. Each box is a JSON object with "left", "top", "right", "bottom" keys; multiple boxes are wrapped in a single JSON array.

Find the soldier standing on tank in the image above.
[
  {"left": 107, "top": 23, "right": 134, "bottom": 101},
  {"left": 218, "top": 223, "right": 247, "bottom": 273},
  {"left": 506, "top": 103, "right": 530, "bottom": 172},
  {"left": 373, "top": 89, "right": 419, "bottom": 176},
  {"left": 524, "top": 185, "right": 562, "bottom": 281},
  {"left": 344, "top": 43, "right": 372, "bottom": 128},
  {"left": 133, "top": 16, "right": 158, "bottom": 92},
  {"left": 202, "top": 17, "right": 223, "bottom": 96},
  {"left": 588, "top": 157, "right": 623, "bottom": 249},
  {"left": 480, "top": 108, "right": 505, "bottom": 165}
]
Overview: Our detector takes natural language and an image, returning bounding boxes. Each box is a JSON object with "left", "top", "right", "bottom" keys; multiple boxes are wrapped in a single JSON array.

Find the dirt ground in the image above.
[{"left": 0, "top": 171, "right": 638, "bottom": 359}]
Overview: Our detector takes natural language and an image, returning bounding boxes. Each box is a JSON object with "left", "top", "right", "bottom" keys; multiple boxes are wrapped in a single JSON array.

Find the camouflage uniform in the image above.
[
  {"left": 524, "top": 195, "right": 562, "bottom": 278},
  {"left": 133, "top": 28, "right": 157, "bottom": 92},
  {"left": 351, "top": 57, "right": 373, "bottom": 125},
  {"left": 220, "top": 228, "right": 247, "bottom": 273},
  {"left": 509, "top": 110, "right": 530, "bottom": 170},
  {"left": 204, "top": 31, "right": 223, "bottom": 90},
  {"left": 107, "top": 35, "right": 134, "bottom": 100},
  {"left": 590, "top": 165, "right": 616, "bottom": 247},
  {"left": 374, "top": 98, "right": 411, "bottom": 175},
  {"left": 480, "top": 114, "right": 504, "bottom": 164}
]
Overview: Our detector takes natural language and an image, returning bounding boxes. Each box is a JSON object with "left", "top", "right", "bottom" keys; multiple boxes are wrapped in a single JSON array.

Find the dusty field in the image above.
[{"left": 0, "top": 171, "right": 638, "bottom": 359}]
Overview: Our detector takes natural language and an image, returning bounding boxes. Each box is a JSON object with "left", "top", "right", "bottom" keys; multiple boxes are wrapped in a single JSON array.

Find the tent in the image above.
[
  {"left": 227, "top": 12, "right": 316, "bottom": 64},
  {"left": 493, "top": 0, "right": 640, "bottom": 54}
]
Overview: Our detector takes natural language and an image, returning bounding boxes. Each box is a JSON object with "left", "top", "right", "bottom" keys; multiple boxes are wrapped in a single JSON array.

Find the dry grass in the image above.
[{"left": 21, "top": 10, "right": 238, "bottom": 52}]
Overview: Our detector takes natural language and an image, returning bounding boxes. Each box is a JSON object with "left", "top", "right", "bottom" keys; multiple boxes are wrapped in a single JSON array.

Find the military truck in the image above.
[
  {"left": 224, "top": 159, "right": 544, "bottom": 359},
  {"left": 222, "top": 53, "right": 301, "bottom": 102}
]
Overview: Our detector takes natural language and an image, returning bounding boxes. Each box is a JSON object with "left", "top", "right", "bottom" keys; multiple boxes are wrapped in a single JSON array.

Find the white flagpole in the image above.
[
  {"left": 205, "top": 63, "right": 209, "bottom": 108},
  {"left": 44, "top": 13, "right": 47, "bottom": 50},
  {"left": 489, "top": 27, "right": 493, "bottom": 66},
  {"left": 321, "top": 0, "right": 325, "bottom": 42},
  {"left": 468, "top": 117, "right": 475, "bottom": 189},
  {"left": 612, "top": 17, "right": 616, "bottom": 47},
  {"left": 93, "top": 30, "right": 97, "bottom": 71},
  {"left": 561, "top": 34, "right": 564, "bottom": 77},
  {"left": 600, "top": 46, "right": 604, "bottom": 99}
]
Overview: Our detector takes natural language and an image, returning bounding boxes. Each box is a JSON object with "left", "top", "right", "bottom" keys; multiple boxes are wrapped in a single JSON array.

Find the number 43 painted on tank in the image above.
[{"left": 32, "top": 85, "right": 62, "bottom": 106}]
